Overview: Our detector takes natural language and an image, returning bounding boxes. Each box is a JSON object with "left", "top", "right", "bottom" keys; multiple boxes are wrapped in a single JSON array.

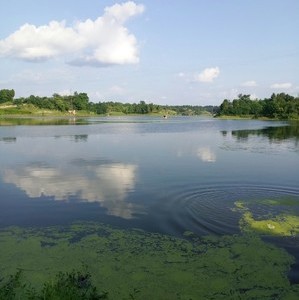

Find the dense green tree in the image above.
[
  {"left": 250, "top": 100, "right": 263, "bottom": 117},
  {"left": 0, "top": 89, "right": 15, "bottom": 104},
  {"left": 52, "top": 94, "right": 67, "bottom": 111},
  {"left": 72, "top": 92, "right": 89, "bottom": 111},
  {"left": 218, "top": 93, "right": 299, "bottom": 119},
  {"left": 219, "top": 99, "right": 233, "bottom": 115},
  {"left": 135, "top": 101, "right": 149, "bottom": 114}
]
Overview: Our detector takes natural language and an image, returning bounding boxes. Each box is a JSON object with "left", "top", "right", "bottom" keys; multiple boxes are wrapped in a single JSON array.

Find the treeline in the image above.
[
  {"left": 2, "top": 89, "right": 298, "bottom": 119},
  {"left": 0, "top": 89, "right": 15, "bottom": 103},
  {"left": 0, "top": 89, "right": 216, "bottom": 116},
  {"left": 167, "top": 105, "right": 218, "bottom": 115},
  {"left": 218, "top": 93, "right": 299, "bottom": 119},
  {"left": 14, "top": 92, "right": 90, "bottom": 111},
  {"left": 91, "top": 101, "right": 161, "bottom": 115},
  {"left": 91, "top": 101, "right": 218, "bottom": 115}
]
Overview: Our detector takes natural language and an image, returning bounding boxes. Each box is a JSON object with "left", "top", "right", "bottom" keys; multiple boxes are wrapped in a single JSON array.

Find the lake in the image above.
[{"left": 0, "top": 116, "right": 299, "bottom": 298}]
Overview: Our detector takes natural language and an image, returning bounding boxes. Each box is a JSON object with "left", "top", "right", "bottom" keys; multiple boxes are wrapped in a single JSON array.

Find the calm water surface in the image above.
[
  {"left": 0, "top": 116, "right": 298, "bottom": 231},
  {"left": 0, "top": 117, "right": 298, "bottom": 260}
]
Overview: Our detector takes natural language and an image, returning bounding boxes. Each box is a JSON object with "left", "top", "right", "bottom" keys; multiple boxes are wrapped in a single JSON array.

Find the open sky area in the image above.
[{"left": 0, "top": 0, "right": 298, "bottom": 105}]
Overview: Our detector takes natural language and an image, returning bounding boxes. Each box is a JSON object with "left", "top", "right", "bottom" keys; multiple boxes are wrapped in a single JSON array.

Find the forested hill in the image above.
[
  {"left": 217, "top": 93, "right": 299, "bottom": 119},
  {"left": 0, "top": 89, "right": 217, "bottom": 116}
]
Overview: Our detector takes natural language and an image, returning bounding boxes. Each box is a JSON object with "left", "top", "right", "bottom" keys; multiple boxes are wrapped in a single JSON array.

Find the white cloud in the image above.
[
  {"left": 104, "top": 1, "right": 145, "bottom": 23},
  {"left": 194, "top": 67, "right": 220, "bottom": 83},
  {"left": 0, "top": 21, "right": 82, "bottom": 61},
  {"left": 270, "top": 82, "right": 292, "bottom": 89},
  {"left": 241, "top": 80, "right": 257, "bottom": 87},
  {"left": 0, "top": 1, "right": 145, "bottom": 67}
]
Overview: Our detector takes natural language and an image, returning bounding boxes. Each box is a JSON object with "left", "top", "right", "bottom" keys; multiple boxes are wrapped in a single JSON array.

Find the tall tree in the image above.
[{"left": 0, "top": 89, "right": 15, "bottom": 104}]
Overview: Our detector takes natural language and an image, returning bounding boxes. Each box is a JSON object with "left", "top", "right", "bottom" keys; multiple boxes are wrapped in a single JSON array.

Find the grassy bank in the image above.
[{"left": 0, "top": 104, "right": 96, "bottom": 117}]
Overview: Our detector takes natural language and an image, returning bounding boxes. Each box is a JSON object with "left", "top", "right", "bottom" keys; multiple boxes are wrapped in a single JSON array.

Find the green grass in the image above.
[{"left": 0, "top": 104, "right": 95, "bottom": 117}]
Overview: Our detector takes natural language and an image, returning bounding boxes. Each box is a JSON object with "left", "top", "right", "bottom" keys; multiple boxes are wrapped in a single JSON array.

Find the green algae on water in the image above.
[
  {"left": 242, "top": 211, "right": 299, "bottom": 236},
  {"left": 0, "top": 222, "right": 298, "bottom": 299},
  {"left": 234, "top": 199, "right": 299, "bottom": 236}
]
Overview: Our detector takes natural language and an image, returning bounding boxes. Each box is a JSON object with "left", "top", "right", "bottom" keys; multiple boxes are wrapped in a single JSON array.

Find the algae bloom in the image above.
[
  {"left": 234, "top": 199, "right": 299, "bottom": 237},
  {"left": 0, "top": 222, "right": 299, "bottom": 299}
]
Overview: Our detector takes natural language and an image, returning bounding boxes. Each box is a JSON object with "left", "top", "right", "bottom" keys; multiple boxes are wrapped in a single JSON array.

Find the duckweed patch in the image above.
[
  {"left": 0, "top": 222, "right": 298, "bottom": 299},
  {"left": 234, "top": 199, "right": 299, "bottom": 237},
  {"left": 242, "top": 212, "right": 299, "bottom": 236},
  {"left": 259, "top": 198, "right": 299, "bottom": 207}
]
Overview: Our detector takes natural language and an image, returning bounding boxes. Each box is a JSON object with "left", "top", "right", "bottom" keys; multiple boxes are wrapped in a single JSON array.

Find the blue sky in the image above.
[{"left": 0, "top": 0, "right": 298, "bottom": 105}]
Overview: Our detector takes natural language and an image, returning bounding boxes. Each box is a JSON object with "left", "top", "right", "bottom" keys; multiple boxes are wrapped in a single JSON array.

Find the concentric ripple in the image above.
[{"left": 152, "top": 182, "right": 299, "bottom": 237}]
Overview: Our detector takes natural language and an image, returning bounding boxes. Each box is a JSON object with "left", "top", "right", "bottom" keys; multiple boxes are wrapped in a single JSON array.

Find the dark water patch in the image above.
[
  {"left": 221, "top": 122, "right": 299, "bottom": 154},
  {"left": 231, "top": 122, "right": 299, "bottom": 142},
  {"left": 263, "top": 236, "right": 299, "bottom": 285},
  {"left": 289, "top": 263, "right": 299, "bottom": 285},
  {"left": 0, "top": 136, "right": 16, "bottom": 143}
]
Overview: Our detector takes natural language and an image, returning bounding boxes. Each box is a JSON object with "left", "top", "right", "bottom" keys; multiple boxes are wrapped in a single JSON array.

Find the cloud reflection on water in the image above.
[
  {"left": 176, "top": 146, "right": 217, "bottom": 163},
  {"left": 3, "top": 162, "right": 139, "bottom": 219},
  {"left": 196, "top": 147, "right": 216, "bottom": 163}
]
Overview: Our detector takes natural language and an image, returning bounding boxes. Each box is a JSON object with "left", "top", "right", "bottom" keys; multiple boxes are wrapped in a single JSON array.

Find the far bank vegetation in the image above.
[
  {"left": 1, "top": 89, "right": 298, "bottom": 119},
  {"left": 217, "top": 93, "right": 299, "bottom": 120},
  {"left": 0, "top": 89, "right": 216, "bottom": 117}
]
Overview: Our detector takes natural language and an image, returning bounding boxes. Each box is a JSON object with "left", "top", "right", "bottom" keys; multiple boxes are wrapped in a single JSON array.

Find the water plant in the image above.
[
  {"left": 0, "top": 222, "right": 298, "bottom": 299},
  {"left": 0, "top": 269, "right": 107, "bottom": 300},
  {"left": 234, "top": 199, "right": 299, "bottom": 236}
]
